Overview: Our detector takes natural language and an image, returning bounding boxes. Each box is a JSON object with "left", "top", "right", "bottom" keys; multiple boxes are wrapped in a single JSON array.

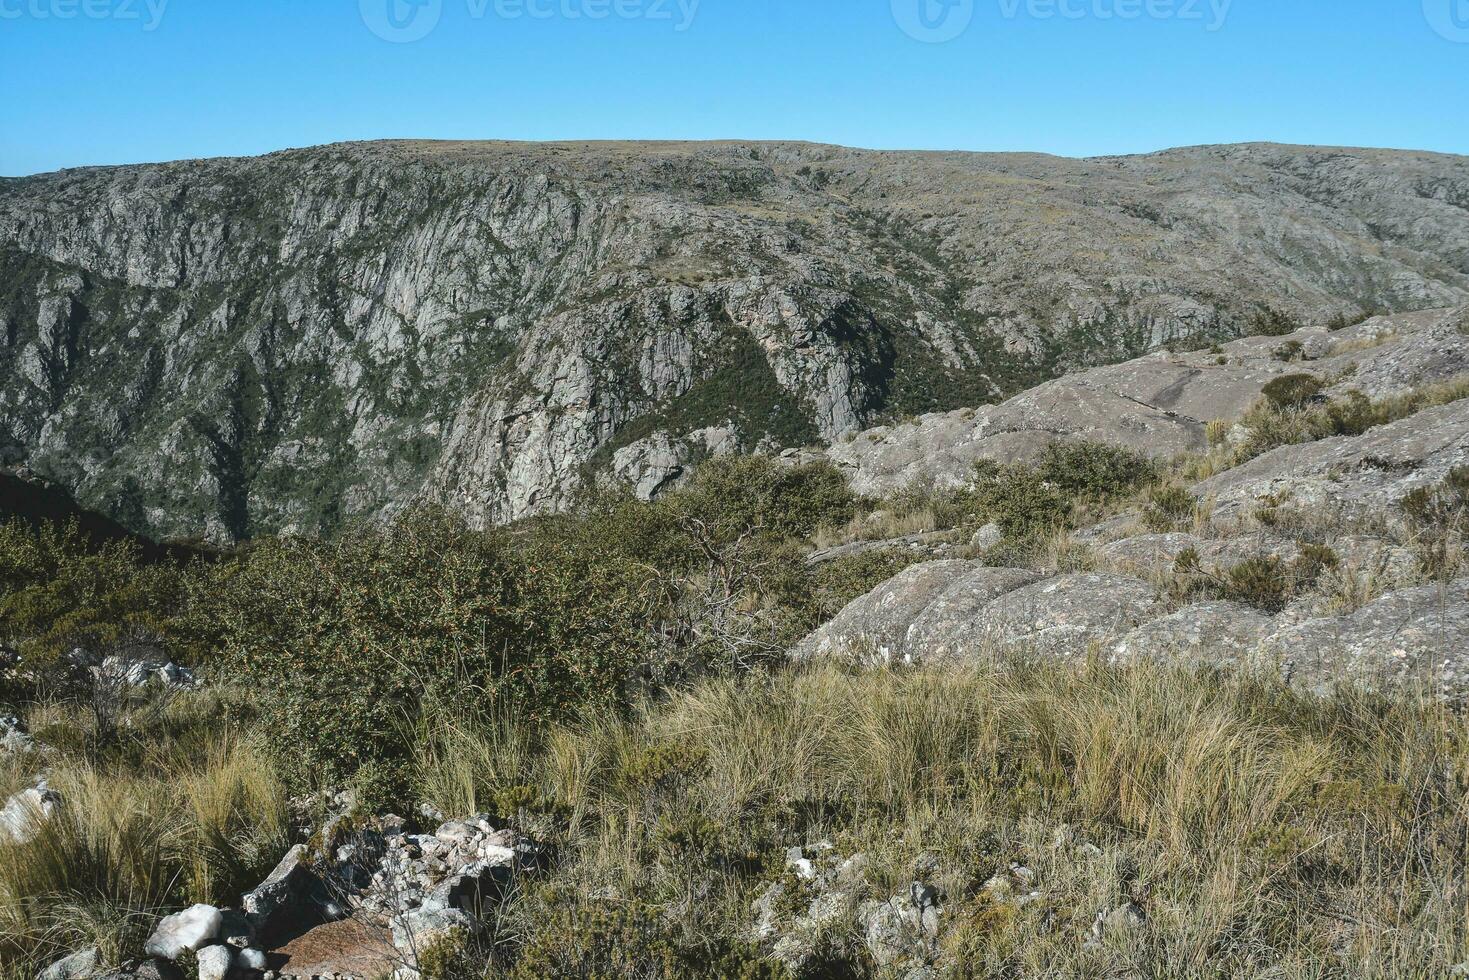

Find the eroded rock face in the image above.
[
  {"left": 969, "top": 574, "right": 1167, "bottom": 655},
  {"left": 1112, "top": 602, "right": 1276, "bottom": 666},
  {"left": 1197, "top": 398, "right": 1469, "bottom": 525},
  {"left": 1259, "top": 579, "right": 1469, "bottom": 692},
  {"left": 902, "top": 567, "right": 1047, "bottom": 663},
  {"left": 610, "top": 425, "right": 739, "bottom": 501},
  {"left": 794, "top": 325, "right": 1469, "bottom": 695},
  {"left": 792, "top": 561, "right": 975, "bottom": 664},
  {"left": 3, "top": 142, "right": 1467, "bottom": 538}
]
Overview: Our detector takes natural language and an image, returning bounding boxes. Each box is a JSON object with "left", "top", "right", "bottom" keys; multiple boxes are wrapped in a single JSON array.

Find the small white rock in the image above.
[
  {"left": 0, "top": 780, "right": 59, "bottom": 844},
  {"left": 144, "top": 905, "right": 224, "bottom": 960},
  {"left": 237, "top": 948, "right": 269, "bottom": 972},
  {"left": 195, "top": 944, "right": 233, "bottom": 980}
]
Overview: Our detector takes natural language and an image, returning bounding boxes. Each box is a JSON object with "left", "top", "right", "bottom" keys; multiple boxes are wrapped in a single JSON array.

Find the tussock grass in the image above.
[
  {"left": 411, "top": 660, "right": 1469, "bottom": 978},
  {"left": 0, "top": 692, "right": 287, "bottom": 980}
]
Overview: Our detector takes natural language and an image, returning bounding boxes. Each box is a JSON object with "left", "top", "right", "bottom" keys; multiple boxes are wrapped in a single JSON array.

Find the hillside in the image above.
[
  {"left": 4, "top": 300, "right": 1469, "bottom": 979},
  {"left": 3, "top": 140, "right": 1468, "bottom": 540}
]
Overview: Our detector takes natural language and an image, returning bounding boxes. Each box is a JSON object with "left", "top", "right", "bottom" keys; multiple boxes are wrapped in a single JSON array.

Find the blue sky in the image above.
[{"left": 2, "top": 0, "right": 1466, "bottom": 176}]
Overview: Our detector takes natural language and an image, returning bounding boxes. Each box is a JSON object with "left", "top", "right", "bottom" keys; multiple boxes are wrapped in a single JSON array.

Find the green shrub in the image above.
[
  {"left": 195, "top": 509, "right": 659, "bottom": 797},
  {"left": 1261, "top": 374, "right": 1325, "bottom": 410},
  {"left": 671, "top": 456, "right": 859, "bottom": 544},
  {"left": 1252, "top": 307, "right": 1303, "bottom": 337},
  {"left": 0, "top": 521, "right": 196, "bottom": 675},
  {"left": 1141, "top": 484, "right": 1197, "bottom": 532},
  {"left": 1030, "top": 441, "right": 1158, "bottom": 500},
  {"left": 414, "top": 927, "right": 473, "bottom": 980},
  {"left": 970, "top": 441, "right": 1157, "bottom": 539}
]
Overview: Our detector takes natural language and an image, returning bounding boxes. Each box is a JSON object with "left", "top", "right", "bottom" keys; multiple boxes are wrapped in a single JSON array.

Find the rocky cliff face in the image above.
[{"left": 2, "top": 140, "right": 1467, "bottom": 540}]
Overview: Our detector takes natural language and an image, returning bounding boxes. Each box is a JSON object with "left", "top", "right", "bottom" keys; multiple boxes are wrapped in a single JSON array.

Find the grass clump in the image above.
[
  {"left": 1170, "top": 545, "right": 1339, "bottom": 613},
  {"left": 1401, "top": 466, "right": 1469, "bottom": 578},
  {"left": 0, "top": 709, "right": 287, "bottom": 978}
]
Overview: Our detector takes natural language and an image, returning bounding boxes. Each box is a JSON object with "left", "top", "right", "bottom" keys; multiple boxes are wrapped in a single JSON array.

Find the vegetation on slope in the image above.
[{"left": 3, "top": 379, "right": 1469, "bottom": 978}]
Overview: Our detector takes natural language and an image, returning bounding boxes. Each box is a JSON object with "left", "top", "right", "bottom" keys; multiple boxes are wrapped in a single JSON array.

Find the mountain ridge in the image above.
[{"left": 1, "top": 139, "right": 1467, "bottom": 541}]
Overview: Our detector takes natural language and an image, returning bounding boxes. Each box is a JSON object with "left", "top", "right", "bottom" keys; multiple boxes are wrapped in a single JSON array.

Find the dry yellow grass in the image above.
[
  {"left": 410, "top": 659, "right": 1469, "bottom": 978},
  {"left": 0, "top": 693, "right": 288, "bottom": 980}
]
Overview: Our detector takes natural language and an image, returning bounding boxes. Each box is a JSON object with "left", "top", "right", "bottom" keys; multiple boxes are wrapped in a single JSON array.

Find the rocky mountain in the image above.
[{"left": 2, "top": 139, "right": 1468, "bottom": 541}]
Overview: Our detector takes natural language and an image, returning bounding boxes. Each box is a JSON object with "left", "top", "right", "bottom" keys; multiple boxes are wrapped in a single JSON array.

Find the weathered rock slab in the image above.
[{"left": 793, "top": 560, "right": 976, "bottom": 664}]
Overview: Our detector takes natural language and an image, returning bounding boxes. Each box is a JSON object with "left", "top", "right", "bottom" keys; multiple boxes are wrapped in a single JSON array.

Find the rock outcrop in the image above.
[
  {"left": 794, "top": 317, "right": 1469, "bottom": 694},
  {"left": 3, "top": 142, "right": 1467, "bottom": 539},
  {"left": 822, "top": 306, "right": 1469, "bottom": 496}
]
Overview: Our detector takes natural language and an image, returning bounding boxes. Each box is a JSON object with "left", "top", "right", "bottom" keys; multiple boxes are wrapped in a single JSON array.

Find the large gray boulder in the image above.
[
  {"left": 1099, "top": 531, "right": 1307, "bottom": 578},
  {"left": 1098, "top": 533, "right": 1204, "bottom": 577},
  {"left": 902, "top": 567, "right": 1047, "bottom": 663},
  {"left": 1112, "top": 601, "right": 1276, "bottom": 666},
  {"left": 793, "top": 561, "right": 976, "bottom": 665},
  {"left": 1259, "top": 579, "right": 1469, "bottom": 692},
  {"left": 39, "top": 947, "right": 101, "bottom": 980},
  {"left": 240, "top": 845, "right": 316, "bottom": 931},
  {"left": 967, "top": 573, "right": 1167, "bottom": 656}
]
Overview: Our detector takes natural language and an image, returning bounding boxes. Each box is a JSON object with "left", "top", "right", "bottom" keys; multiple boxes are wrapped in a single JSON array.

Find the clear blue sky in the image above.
[{"left": 2, "top": 0, "right": 1467, "bottom": 176}]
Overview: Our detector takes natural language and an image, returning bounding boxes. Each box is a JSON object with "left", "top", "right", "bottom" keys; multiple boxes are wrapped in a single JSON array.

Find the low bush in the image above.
[
  {"left": 1140, "top": 484, "right": 1197, "bottom": 532},
  {"left": 1172, "top": 545, "right": 1339, "bottom": 613},
  {"left": 1401, "top": 466, "right": 1469, "bottom": 577},
  {"left": 1260, "top": 373, "right": 1325, "bottom": 410},
  {"left": 1271, "top": 340, "right": 1306, "bottom": 363},
  {"left": 971, "top": 441, "right": 1158, "bottom": 539}
]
